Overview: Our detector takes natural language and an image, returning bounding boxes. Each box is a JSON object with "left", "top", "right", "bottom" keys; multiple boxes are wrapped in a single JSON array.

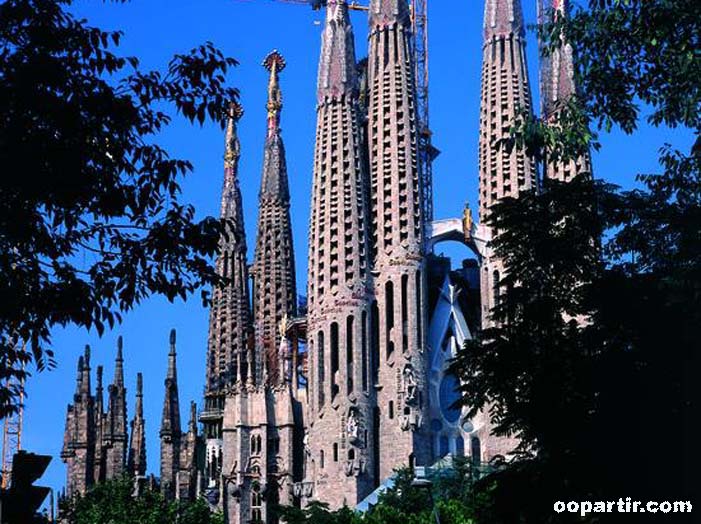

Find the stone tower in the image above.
[
  {"left": 201, "top": 101, "right": 252, "bottom": 496},
  {"left": 478, "top": 0, "right": 538, "bottom": 323},
  {"left": 367, "top": 0, "right": 430, "bottom": 482},
  {"left": 251, "top": 50, "right": 298, "bottom": 386},
  {"left": 305, "top": 0, "right": 375, "bottom": 507},
  {"left": 539, "top": 0, "right": 591, "bottom": 181},
  {"left": 128, "top": 372, "right": 147, "bottom": 477}
]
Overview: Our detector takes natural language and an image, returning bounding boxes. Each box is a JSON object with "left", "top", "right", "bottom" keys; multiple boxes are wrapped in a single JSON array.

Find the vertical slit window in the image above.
[
  {"left": 401, "top": 274, "right": 408, "bottom": 353},
  {"left": 330, "top": 322, "right": 339, "bottom": 400},
  {"left": 361, "top": 311, "right": 368, "bottom": 392},
  {"left": 318, "top": 330, "right": 325, "bottom": 408},
  {"left": 346, "top": 316, "right": 354, "bottom": 395},
  {"left": 385, "top": 281, "right": 395, "bottom": 359}
]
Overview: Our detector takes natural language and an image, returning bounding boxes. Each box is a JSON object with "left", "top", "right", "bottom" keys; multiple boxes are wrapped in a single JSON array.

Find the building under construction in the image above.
[{"left": 61, "top": 0, "right": 590, "bottom": 522}]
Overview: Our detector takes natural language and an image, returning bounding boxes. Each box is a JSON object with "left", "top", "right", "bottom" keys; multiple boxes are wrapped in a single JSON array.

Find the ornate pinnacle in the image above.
[
  {"left": 224, "top": 101, "right": 244, "bottom": 167},
  {"left": 263, "top": 50, "right": 286, "bottom": 138}
]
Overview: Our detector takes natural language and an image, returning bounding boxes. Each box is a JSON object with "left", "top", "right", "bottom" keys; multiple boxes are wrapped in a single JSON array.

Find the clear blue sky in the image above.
[{"left": 22, "top": 0, "right": 693, "bottom": 500}]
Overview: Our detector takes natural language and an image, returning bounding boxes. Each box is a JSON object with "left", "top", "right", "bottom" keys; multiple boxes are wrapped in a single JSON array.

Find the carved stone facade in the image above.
[{"left": 62, "top": 0, "right": 588, "bottom": 521}]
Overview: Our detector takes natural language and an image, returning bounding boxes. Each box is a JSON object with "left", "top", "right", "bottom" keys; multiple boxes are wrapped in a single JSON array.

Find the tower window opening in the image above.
[
  {"left": 330, "top": 322, "right": 339, "bottom": 400},
  {"left": 385, "top": 281, "right": 395, "bottom": 359},
  {"left": 333, "top": 443, "right": 339, "bottom": 462}
]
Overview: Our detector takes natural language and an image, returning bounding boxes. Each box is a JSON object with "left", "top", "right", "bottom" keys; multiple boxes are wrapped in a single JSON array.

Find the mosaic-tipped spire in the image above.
[
  {"left": 484, "top": 0, "right": 525, "bottom": 39},
  {"left": 253, "top": 50, "right": 297, "bottom": 385},
  {"left": 317, "top": 1, "right": 357, "bottom": 101},
  {"left": 264, "top": 50, "right": 286, "bottom": 139}
]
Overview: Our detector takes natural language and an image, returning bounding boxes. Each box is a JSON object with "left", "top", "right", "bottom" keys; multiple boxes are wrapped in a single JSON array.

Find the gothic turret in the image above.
[
  {"left": 368, "top": 0, "right": 431, "bottom": 483},
  {"left": 538, "top": 0, "right": 592, "bottom": 181},
  {"left": 252, "top": 50, "right": 297, "bottom": 386},
  {"left": 305, "top": 0, "right": 375, "bottom": 508},
  {"left": 61, "top": 347, "right": 96, "bottom": 497},
  {"left": 160, "top": 329, "right": 182, "bottom": 500},
  {"left": 128, "top": 373, "right": 147, "bottom": 477}
]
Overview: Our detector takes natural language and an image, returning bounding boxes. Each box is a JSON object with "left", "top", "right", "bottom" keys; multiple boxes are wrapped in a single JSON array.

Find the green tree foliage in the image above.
[
  {"left": 0, "top": 0, "right": 238, "bottom": 417},
  {"left": 279, "top": 461, "right": 488, "bottom": 524},
  {"left": 450, "top": 1, "right": 699, "bottom": 522},
  {"left": 60, "top": 477, "right": 224, "bottom": 524}
]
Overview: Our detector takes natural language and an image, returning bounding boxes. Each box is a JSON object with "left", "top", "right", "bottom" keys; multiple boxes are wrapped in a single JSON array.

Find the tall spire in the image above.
[
  {"left": 205, "top": 102, "right": 252, "bottom": 392},
  {"left": 305, "top": 0, "right": 375, "bottom": 505},
  {"left": 252, "top": 50, "right": 297, "bottom": 386},
  {"left": 128, "top": 373, "right": 147, "bottom": 477},
  {"left": 367, "top": 0, "right": 431, "bottom": 488},
  {"left": 478, "top": 0, "right": 536, "bottom": 221}
]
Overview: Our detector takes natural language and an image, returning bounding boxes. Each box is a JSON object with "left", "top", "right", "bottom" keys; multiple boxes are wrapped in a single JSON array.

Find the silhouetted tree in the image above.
[
  {"left": 0, "top": 0, "right": 238, "bottom": 416},
  {"left": 450, "top": 1, "right": 699, "bottom": 522}
]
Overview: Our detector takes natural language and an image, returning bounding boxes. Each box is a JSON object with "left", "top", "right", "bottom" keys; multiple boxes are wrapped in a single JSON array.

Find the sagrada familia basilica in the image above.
[{"left": 60, "top": 0, "right": 590, "bottom": 522}]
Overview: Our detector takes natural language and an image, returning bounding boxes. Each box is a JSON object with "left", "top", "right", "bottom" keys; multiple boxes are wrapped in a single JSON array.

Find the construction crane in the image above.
[
  {"left": 233, "top": 0, "right": 435, "bottom": 221},
  {"left": 241, "top": 0, "right": 367, "bottom": 11},
  {"left": 1, "top": 353, "right": 25, "bottom": 489}
]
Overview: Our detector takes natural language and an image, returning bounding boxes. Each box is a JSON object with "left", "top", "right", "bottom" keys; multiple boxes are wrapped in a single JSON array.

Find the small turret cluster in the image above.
[{"left": 62, "top": 330, "right": 199, "bottom": 502}]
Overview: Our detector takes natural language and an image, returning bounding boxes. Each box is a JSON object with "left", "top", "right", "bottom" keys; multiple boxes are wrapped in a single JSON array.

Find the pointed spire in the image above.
[
  {"left": 258, "top": 51, "right": 290, "bottom": 201},
  {"left": 167, "top": 328, "right": 177, "bottom": 381},
  {"left": 484, "top": 0, "right": 525, "bottom": 39},
  {"left": 161, "top": 329, "right": 181, "bottom": 437},
  {"left": 128, "top": 372, "right": 147, "bottom": 477},
  {"left": 263, "top": 50, "right": 286, "bottom": 139},
  {"left": 114, "top": 336, "right": 124, "bottom": 388},
  {"left": 369, "top": 0, "right": 411, "bottom": 28},
  {"left": 253, "top": 52, "right": 298, "bottom": 386},
  {"left": 80, "top": 345, "right": 91, "bottom": 396},
  {"left": 317, "top": 0, "right": 358, "bottom": 101}
]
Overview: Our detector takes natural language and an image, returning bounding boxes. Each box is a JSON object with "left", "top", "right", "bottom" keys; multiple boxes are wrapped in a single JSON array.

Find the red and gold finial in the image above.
[{"left": 263, "top": 50, "right": 286, "bottom": 137}]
